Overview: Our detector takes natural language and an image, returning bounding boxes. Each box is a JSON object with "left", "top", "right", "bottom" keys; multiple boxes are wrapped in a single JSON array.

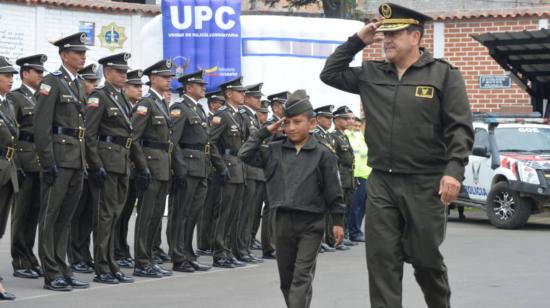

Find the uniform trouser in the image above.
[
  {"left": 197, "top": 176, "right": 220, "bottom": 251},
  {"left": 211, "top": 182, "right": 244, "bottom": 260},
  {"left": 11, "top": 171, "right": 41, "bottom": 270},
  {"left": 134, "top": 179, "right": 168, "bottom": 269},
  {"left": 0, "top": 180, "right": 15, "bottom": 284},
  {"left": 275, "top": 209, "right": 324, "bottom": 308},
  {"left": 165, "top": 181, "right": 176, "bottom": 256},
  {"left": 114, "top": 178, "right": 137, "bottom": 260},
  {"left": 68, "top": 179, "right": 94, "bottom": 265},
  {"left": 325, "top": 187, "right": 353, "bottom": 246},
  {"left": 250, "top": 183, "right": 265, "bottom": 245},
  {"left": 347, "top": 178, "right": 367, "bottom": 239},
  {"left": 38, "top": 168, "right": 84, "bottom": 282},
  {"left": 366, "top": 171, "right": 450, "bottom": 308},
  {"left": 233, "top": 178, "right": 263, "bottom": 258},
  {"left": 261, "top": 197, "right": 276, "bottom": 255},
  {"left": 171, "top": 176, "right": 207, "bottom": 264},
  {"left": 91, "top": 172, "right": 129, "bottom": 275}
]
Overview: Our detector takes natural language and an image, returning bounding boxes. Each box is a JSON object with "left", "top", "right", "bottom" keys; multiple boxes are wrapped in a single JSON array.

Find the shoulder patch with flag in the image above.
[
  {"left": 39, "top": 83, "right": 51, "bottom": 96},
  {"left": 136, "top": 105, "right": 148, "bottom": 116},
  {"left": 87, "top": 97, "right": 99, "bottom": 108},
  {"left": 212, "top": 116, "right": 222, "bottom": 126},
  {"left": 170, "top": 108, "right": 182, "bottom": 119}
]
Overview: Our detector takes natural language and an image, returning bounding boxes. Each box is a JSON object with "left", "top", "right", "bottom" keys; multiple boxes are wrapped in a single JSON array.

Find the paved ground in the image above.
[{"left": 0, "top": 210, "right": 549, "bottom": 307}]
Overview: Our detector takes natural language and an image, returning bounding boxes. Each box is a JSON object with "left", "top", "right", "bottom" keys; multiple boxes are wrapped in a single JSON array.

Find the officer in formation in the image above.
[{"left": 320, "top": 3, "right": 474, "bottom": 307}]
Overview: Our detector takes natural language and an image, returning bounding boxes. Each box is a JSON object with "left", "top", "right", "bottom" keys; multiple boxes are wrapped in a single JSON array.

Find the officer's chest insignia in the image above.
[
  {"left": 415, "top": 86, "right": 434, "bottom": 99},
  {"left": 39, "top": 83, "right": 51, "bottom": 96},
  {"left": 136, "top": 105, "right": 148, "bottom": 116},
  {"left": 87, "top": 97, "right": 99, "bottom": 108},
  {"left": 170, "top": 108, "right": 182, "bottom": 119},
  {"left": 212, "top": 116, "right": 222, "bottom": 126}
]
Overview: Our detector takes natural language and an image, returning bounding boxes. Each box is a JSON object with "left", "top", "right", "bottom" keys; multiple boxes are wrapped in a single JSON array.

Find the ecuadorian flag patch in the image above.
[
  {"left": 87, "top": 97, "right": 99, "bottom": 108},
  {"left": 136, "top": 105, "right": 148, "bottom": 116},
  {"left": 170, "top": 109, "right": 181, "bottom": 118}
]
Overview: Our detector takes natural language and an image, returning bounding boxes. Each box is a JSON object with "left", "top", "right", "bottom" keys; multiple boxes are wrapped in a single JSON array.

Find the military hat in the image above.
[
  {"left": 267, "top": 91, "right": 290, "bottom": 106},
  {"left": 126, "top": 69, "right": 144, "bottom": 85},
  {"left": 52, "top": 32, "right": 89, "bottom": 52},
  {"left": 16, "top": 54, "right": 47, "bottom": 72},
  {"left": 258, "top": 99, "right": 270, "bottom": 113},
  {"left": 333, "top": 105, "right": 353, "bottom": 118},
  {"left": 284, "top": 89, "right": 313, "bottom": 117},
  {"left": 143, "top": 59, "right": 175, "bottom": 77},
  {"left": 178, "top": 69, "right": 207, "bottom": 85},
  {"left": 314, "top": 105, "right": 335, "bottom": 118},
  {"left": 219, "top": 76, "right": 247, "bottom": 92},
  {"left": 206, "top": 90, "right": 225, "bottom": 105},
  {"left": 98, "top": 52, "right": 131, "bottom": 70},
  {"left": 0, "top": 56, "right": 18, "bottom": 74},
  {"left": 245, "top": 82, "right": 264, "bottom": 97},
  {"left": 377, "top": 3, "right": 433, "bottom": 32},
  {"left": 77, "top": 64, "right": 99, "bottom": 81}
]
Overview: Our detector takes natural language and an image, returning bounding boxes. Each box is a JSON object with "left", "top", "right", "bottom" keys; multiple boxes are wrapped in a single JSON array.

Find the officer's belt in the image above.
[
  {"left": 142, "top": 139, "right": 173, "bottom": 153},
  {"left": 180, "top": 143, "right": 210, "bottom": 154},
  {"left": 53, "top": 126, "right": 85, "bottom": 139},
  {"left": 99, "top": 135, "right": 133, "bottom": 149},
  {"left": 224, "top": 149, "right": 239, "bottom": 156},
  {"left": 0, "top": 146, "right": 15, "bottom": 161},
  {"left": 18, "top": 131, "right": 34, "bottom": 142}
]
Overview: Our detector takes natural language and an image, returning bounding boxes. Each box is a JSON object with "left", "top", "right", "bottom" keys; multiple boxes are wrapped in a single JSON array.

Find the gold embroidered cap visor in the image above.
[{"left": 376, "top": 3, "right": 432, "bottom": 32}]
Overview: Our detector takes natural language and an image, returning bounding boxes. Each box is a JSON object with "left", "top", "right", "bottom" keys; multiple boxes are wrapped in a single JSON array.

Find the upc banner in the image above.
[{"left": 161, "top": 0, "right": 242, "bottom": 91}]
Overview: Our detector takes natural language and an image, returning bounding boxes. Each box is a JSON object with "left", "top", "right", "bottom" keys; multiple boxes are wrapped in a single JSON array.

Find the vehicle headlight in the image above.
[{"left": 517, "top": 162, "right": 540, "bottom": 185}]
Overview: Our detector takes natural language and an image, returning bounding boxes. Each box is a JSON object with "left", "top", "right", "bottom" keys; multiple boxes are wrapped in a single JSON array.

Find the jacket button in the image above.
[
  {"left": 147, "top": 156, "right": 152, "bottom": 159},
  {"left": 62, "top": 139, "right": 66, "bottom": 143},
  {"left": 108, "top": 146, "right": 112, "bottom": 150}
]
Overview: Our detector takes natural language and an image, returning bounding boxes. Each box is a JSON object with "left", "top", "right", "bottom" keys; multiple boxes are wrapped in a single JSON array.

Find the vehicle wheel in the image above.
[{"left": 486, "top": 182, "right": 531, "bottom": 229}]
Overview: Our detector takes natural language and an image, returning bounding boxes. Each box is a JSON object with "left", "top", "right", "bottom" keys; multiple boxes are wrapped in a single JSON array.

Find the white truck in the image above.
[{"left": 455, "top": 113, "right": 550, "bottom": 229}]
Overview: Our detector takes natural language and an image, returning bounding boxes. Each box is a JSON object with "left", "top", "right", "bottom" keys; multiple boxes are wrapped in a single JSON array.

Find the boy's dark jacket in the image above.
[{"left": 239, "top": 126, "right": 346, "bottom": 225}]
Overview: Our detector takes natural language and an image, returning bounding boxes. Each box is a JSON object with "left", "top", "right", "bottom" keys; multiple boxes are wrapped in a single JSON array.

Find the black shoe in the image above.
[
  {"left": 249, "top": 254, "right": 264, "bottom": 263},
  {"left": 229, "top": 257, "right": 246, "bottom": 267},
  {"left": 33, "top": 266, "right": 44, "bottom": 277},
  {"left": 350, "top": 235, "right": 365, "bottom": 242},
  {"left": 321, "top": 243, "right": 336, "bottom": 252},
  {"left": 114, "top": 271, "right": 134, "bottom": 283},
  {"left": 237, "top": 255, "right": 257, "bottom": 264},
  {"left": 44, "top": 277, "right": 72, "bottom": 291},
  {"left": 0, "top": 291, "right": 16, "bottom": 300},
  {"left": 458, "top": 214, "right": 466, "bottom": 221},
  {"left": 343, "top": 238, "right": 357, "bottom": 246},
  {"left": 72, "top": 261, "right": 94, "bottom": 273},
  {"left": 319, "top": 246, "right": 326, "bottom": 253},
  {"left": 133, "top": 266, "right": 162, "bottom": 278},
  {"left": 116, "top": 259, "right": 134, "bottom": 269},
  {"left": 262, "top": 251, "right": 276, "bottom": 259},
  {"left": 250, "top": 239, "right": 262, "bottom": 250},
  {"left": 13, "top": 268, "right": 39, "bottom": 279},
  {"left": 158, "top": 250, "right": 171, "bottom": 262},
  {"left": 195, "top": 249, "right": 212, "bottom": 256},
  {"left": 335, "top": 244, "right": 350, "bottom": 251},
  {"left": 189, "top": 261, "right": 211, "bottom": 271},
  {"left": 93, "top": 273, "right": 119, "bottom": 284},
  {"left": 173, "top": 261, "right": 195, "bottom": 273},
  {"left": 212, "top": 258, "right": 235, "bottom": 268},
  {"left": 152, "top": 255, "right": 163, "bottom": 264},
  {"left": 87, "top": 260, "right": 95, "bottom": 269},
  {"left": 153, "top": 264, "right": 173, "bottom": 276},
  {"left": 65, "top": 277, "right": 90, "bottom": 289}
]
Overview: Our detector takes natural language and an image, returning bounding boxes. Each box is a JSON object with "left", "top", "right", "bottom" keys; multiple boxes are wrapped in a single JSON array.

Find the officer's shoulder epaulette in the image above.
[
  {"left": 238, "top": 108, "right": 247, "bottom": 114},
  {"left": 435, "top": 58, "right": 457, "bottom": 69},
  {"left": 218, "top": 106, "right": 227, "bottom": 112},
  {"left": 312, "top": 128, "right": 321, "bottom": 134},
  {"left": 142, "top": 92, "right": 151, "bottom": 98},
  {"left": 95, "top": 85, "right": 105, "bottom": 90},
  {"left": 50, "top": 71, "right": 63, "bottom": 76}
]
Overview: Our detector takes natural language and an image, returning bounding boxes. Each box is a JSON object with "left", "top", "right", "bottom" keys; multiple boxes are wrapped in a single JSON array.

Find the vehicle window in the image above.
[
  {"left": 474, "top": 128, "right": 489, "bottom": 148},
  {"left": 495, "top": 127, "right": 550, "bottom": 153}
]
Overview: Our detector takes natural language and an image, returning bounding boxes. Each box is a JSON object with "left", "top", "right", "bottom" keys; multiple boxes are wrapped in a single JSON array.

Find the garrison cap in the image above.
[
  {"left": 206, "top": 90, "right": 225, "bottom": 105},
  {"left": 245, "top": 82, "right": 264, "bottom": 97},
  {"left": 178, "top": 69, "right": 207, "bottom": 85},
  {"left": 52, "top": 32, "right": 89, "bottom": 52},
  {"left": 99, "top": 52, "right": 131, "bottom": 70},
  {"left": 284, "top": 89, "right": 313, "bottom": 117},
  {"left": 78, "top": 64, "right": 99, "bottom": 81},
  {"left": 16, "top": 54, "right": 47, "bottom": 72},
  {"left": 267, "top": 91, "right": 290, "bottom": 106},
  {"left": 377, "top": 3, "right": 433, "bottom": 32},
  {"left": 126, "top": 69, "right": 144, "bottom": 85},
  {"left": 0, "top": 56, "right": 18, "bottom": 74},
  {"left": 219, "top": 76, "right": 247, "bottom": 92},
  {"left": 143, "top": 59, "right": 175, "bottom": 77},
  {"left": 314, "top": 105, "right": 335, "bottom": 118},
  {"left": 258, "top": 100, "right": 270, "bottom": 113},
  {"left": 333, "top": 105, "right": 353, "bottom": 118}
]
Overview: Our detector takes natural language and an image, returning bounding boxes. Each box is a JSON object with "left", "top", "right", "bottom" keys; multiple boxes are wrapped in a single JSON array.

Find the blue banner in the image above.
[{"left": 161, "top": 0, "right": 241, "bottom": 92}]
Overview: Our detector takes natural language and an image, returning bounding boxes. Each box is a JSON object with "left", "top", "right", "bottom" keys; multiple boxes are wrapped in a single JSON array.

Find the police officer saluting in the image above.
[
  {"left": 34, "top": 32, "right": 90, "bottom": 291},
  {"left": 131, "top": 59, "right": 174, "bottom": 278},
  {"left": 85, "top": 52, "right": 135, "bottom": 284},
  {"left": 169, "top": 70, "right": 212, "bottom": 272},
  {"left": 320, "top": 3, "right": 474, "bottom": 307},
  {"left": 9, "top": 54, "right": 47, "bottom": 279}
]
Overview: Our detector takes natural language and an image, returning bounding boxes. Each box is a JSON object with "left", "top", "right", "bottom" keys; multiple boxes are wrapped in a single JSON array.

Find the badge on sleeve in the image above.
[
  {"left": 212, "top": 116, "right": 222, "bottom": 126},
  {"left": 136, "top": 105, "right": 148, "bottom": 116},
  {"left": 170, "top": 108, "right": 182, "bottom": 119},
  {"left": 87, "top": 97, "right": 99, "bottom": 108},
  {"left": 39, "top": 83, "right": 51, "bottom": 96}
]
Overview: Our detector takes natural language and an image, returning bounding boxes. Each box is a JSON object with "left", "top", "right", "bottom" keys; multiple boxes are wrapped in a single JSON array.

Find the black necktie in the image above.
[{"left": 74, "top": 78, "right": 81, "bottom": 99}]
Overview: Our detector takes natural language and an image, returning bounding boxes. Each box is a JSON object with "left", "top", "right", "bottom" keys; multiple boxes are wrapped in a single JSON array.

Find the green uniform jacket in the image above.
[
  {"left": 170, "top": 95, "right": 211, "bottom": 179},
  {"left": 239, "top": 106, "right": 265, "bottom": 182},
  {"left": 34, "top": 67, "right": 86, "bottom": 170},
  {"left": 0, "top": 97, "right": 19, "bottom": 191},
  {"left": 331, "top": 129, "right": 355, "bottom": 189},
  {"left": 209, "top": 105, "right": 245, "bottom": 184},
  {"left": 85, "top": 82, "right": 133, "bottom": 175},
  {"left": 312, "top": 125, "right": 336, "bottom": 155},
  {"left": 320, "top": 34, "right": 474, "bottom": 181},
  {"left": 8, "top": 85, "right": 41, "bottom": 172},
  {"left": 239, "top": 127, "right": 346, "bottom": 226},
  {"left": 130, "top": 90, "right": 172, "bottom": 181}
]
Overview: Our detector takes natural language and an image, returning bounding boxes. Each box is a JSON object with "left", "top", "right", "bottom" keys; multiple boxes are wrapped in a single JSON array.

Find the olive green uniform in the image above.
[
  {"left": 320, "top": 33, "right": 474, "bottom": 308},
  {"left": 331, "top": 129, "right": 355, "bottom": 241},
  {"left": 131, "top": 89, "right": 172, "bottom": 270},
  {"left": 85, "top": 82, "right": 133, "bottom": 275},
  {"left": 34, "top": 67, "right": 86, "bottom": 283},
  {"left": 8, "top": 85, "right": 41, "bottom": 273}
]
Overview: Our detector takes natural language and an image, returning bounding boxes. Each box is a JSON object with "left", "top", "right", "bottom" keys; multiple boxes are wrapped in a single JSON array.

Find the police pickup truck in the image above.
[{"left": 455, "top": 113, "right": 550, "bottom": 229}]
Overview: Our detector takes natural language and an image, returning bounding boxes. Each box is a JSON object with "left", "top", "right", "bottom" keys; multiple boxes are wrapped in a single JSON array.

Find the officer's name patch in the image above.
[
  {"left": 87, "top": 97, "right": 99, "bottom": 108},
  {"left": 170, "top": 109, "right": 181, "bottom": 118},
  {"left": 415, "top": 86, "right": 434, "bottom": 99},
  {"left": 39, "top": 83, "right": 51, "bottom": 96},
  {"left": 136, "top": 105, "right": 148, "bottom": 116}
]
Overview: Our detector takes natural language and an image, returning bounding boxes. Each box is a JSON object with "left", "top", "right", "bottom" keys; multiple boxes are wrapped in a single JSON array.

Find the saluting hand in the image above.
[
  {"left": 356, "top": 20, "right": 384, "bottom": 45},
  {"left": 438, "top": 176, "right": 461, "bottom": 206},
  {"left": 266, "top": 117, "right": 285, "bottom": 135}
]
